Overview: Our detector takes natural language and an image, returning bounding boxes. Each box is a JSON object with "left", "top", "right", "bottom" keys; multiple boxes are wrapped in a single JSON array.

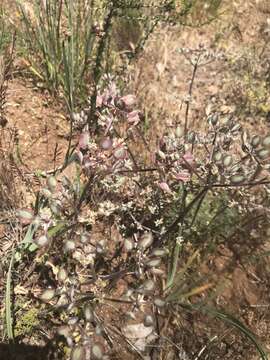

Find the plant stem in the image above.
[{"left": 88, "top": 3, "right": 116, "bottom": 131}]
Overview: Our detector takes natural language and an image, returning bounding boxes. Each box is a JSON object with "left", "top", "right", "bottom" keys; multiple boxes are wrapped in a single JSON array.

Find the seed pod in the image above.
[
  {"left": 144, "top": 314, "right": 155, "bottom": 327},
  {"left": 125, "top": 311, "right": 136, "bottom": 320},
  {"left": 262, "top": 135, "right": 270, "bottom": 147},
  {"left": 91, "top": 344, "right": 104, "bottom": 360},
  {"left": 56, "top": 294, "right": 69, "bottom": 307},
  {"left": 123, "top": 289, "right": 134, "bottom": 300},
  {"left": 150, "top": 268, "right": 165, "bottom": 277},
  {"left": 96, "top": 240, "right": 106, "bottom": 254},
  {"left": 41, "top": 188, "right": 52, "bottom": 199},
  {"left": 158, "top": 182, "right": 172, "bottom": 193},
  {"left": 251, "top": 135, "right": 261, "bottom": 148},
  {"left": 50, "top": 202, "right": 61, "bottom": 216},
  {"left": 150, "top": 248, "right": 168, "bottom": 257},
  {"left": 230, "top": 174, "right": 245, "bottom": 184},
  {"left": 17, "top": 208, "right": 33, "bottom": 225},
  {"left": 40, "top": 288, "right": 55, "bottom": 302},
  {"left": 68, "top": 317, "right": 79, "bottom": 325},
  {"left": 158, "top": 150, "right": 166, "bottom": 160},
  {"left": 175, "top": 126, "right": 183, "bottom": 138},
  {"left": 57, "top": 326, "right": 70, "bottom": 338},
  {"left": 95, "top": 325, "right": 103, "bottom": 336},
  {"left": 71, "top": 346, "right": 86, "bottom": 360},
  {"left": 47, "top": 176, "right": 57, "bottom": 192},
  {"left": 153, "top": 297, "right": 166, "bottom": 307},
  {"left": 124, "top": 238, "right": 134, "bottom": 252},
  {"left": 64, "top": 240, "right": 76, "bottom": 252},
  {"left": 57, "top": 267, "right": 68, "bottom": 283},
  {"left": 72, "top": 112, "right": 80, "bottom": 123},
  {"left": 35, "top": 235, "right": 50, "bottom": 247},
  {"left": 209, "top": 113, "right": 218, "bottom": 126},
  {"left": 79, "top": 132, "right": 90, "bottom": 150},
  {"left": 257, "top": 148, "right": 270, "bottom": 160},
  {"left": 100, "top": 137, "right": 113, "bottom": 150},
  {"left": 66, "top": 336, "right": 74, "bottom": 348},
  {"left": 213, "top": 151, "right": 222, "bottom": 162},
  {"left": 138, "top": 279, "right": 155, "bottom": 294},
  {"left": 113, "top": 147, "right": 127, "bottom": 160},
  {"left": 145, "top": 257, "right": 162, "bottom": 268},
  {"left": 222, "top": 155, "right": 233, "bottom": 167},
  {"left": 138, "top": 232, "right": 153, "bottom": 251},
  {"left": 230, "top": 164, "right": 241, "bottom": 173},
  {"left": 231, "top": 123, "right": 241, "bottom": 133},
  {"left": 80, "top": 232, "right": 89, "bottom": 244},
  {"left": 120, "top": 94, "right": 136, "bottom": 108},
  {"left": 84, "top": 305, "right": 94, "bottom": 322},
  {"left": 187, "top": 131, "right": 195, "bottom": 143},
  {"left": 67, "top": 316, "right": 79, "bottom": 326}
]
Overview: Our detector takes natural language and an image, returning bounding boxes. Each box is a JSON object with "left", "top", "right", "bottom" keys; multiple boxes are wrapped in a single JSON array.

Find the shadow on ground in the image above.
[{"left": 0, "top": 342, "right": 61, "bottom": 360}]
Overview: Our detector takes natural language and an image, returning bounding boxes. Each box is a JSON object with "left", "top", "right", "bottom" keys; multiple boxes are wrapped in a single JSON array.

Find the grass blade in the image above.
[
  {"left": 178, "top": 303, "right": 268, "bottom": 360},
  {"left": 5, "top": 250, "right": 15, "bottom": 341}
]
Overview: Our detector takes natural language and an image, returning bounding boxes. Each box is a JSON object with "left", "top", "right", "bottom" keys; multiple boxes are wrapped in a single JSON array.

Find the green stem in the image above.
[{"left": 5, "top": 250, "right": 15, "bottom": 341}]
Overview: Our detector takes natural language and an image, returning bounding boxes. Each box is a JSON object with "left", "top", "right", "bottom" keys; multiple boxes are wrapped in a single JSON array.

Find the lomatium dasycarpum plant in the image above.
[{"left": 14, "top": 74, "right": 270, "bottom": 359}]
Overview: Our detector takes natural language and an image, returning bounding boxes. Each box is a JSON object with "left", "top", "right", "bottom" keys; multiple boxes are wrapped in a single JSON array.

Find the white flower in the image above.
[{"left": 155, "top": 218, "right": 163, "bottom": 226}]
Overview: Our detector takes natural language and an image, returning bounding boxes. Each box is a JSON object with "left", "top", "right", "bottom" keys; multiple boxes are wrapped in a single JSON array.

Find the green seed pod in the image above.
[
  {"left": 150, "top": 268, "right": 165, "bottom": 277},
  {"left": 124, "top": 238, "right": 134, "bottom": 252},
  {"left": 91, "top": 344, "right": 104, "bottom": 360},
  {"left": 175, "top": 126, "right": 183, "bottom": 138},
  {"left": 145, "top": 257, "right": 162, "bottom": 268},
  {"left": 50, "top": 201, "right": 61, "bottom": 216},
  {"left": 47, "top": 176, "right": 57, "bottom": 192},
  {"left": 35, "top": 235, "right": 50, "bottom": 247},
  {"left": 57, "top": 326, "right": 70, "bottom": 338},
  {"left": 68, "top": 317, "right": 79, "bottom": 325},
  {"left": 41, "top": 188, "right": 52, "bottom": 199},
  {"left": 230, "top": 174, "right": 245, "bottom": 184},
  {"left": 84, "top": 304, "right": 94, "bottom": 322},
  {"left": 17, "top": 208, "right": 34, "bottom": 225},
  {"left": 96, "top": 240, "right": 106, "bottom": 254},
  {"left": 222, "top": 155, "right": 233, "bottom": 167},
  {"left": 123, "top": 289, "right": 134, "bottom": 300},
  {"left": 151, "top": 248, "right": 168, "bottom": 257},
  {"left": 209, "top": 114, "right": 218, "bottom": 126},
  {"left": 213, "top": 151, "right": 222, "bottom": 162},
  {"left": 57, "top": 267, "right": 68, "bottom": 283},
  {"left": 80, "top": 232, "right": 89, "bottom": 244},
  {"left": 144, "top": 314, "right": 154, "bottom": 327},
  {"left": 138, "top": 232, "right": 153, "bottom": 251},
  {"left": 262, "top": 136, "right": 270, "bottom": 147},
  {"left": 56, "top": 294, "right": 69, "bottom": 307},
  {"left": 257, "top": 148, "right": 270, "bottom": 160},
  {"left": 40, "top": 288, "right": 55, "bottom": 302},
  {"left": 153, "top": 297, "right": 166, "bottom": 307},
  {"left": 158, "top": 150, "right": 166, "bottom": 160},
  {"left": 66, "top": 336, "right": 74, "bottom": 348},
  {"left": 251, "top": 135, "right": 261, "bottom": 148},
  {"left": 138, "top": 279, "right": 155, "bottom": 294},
  {"left": 187, "top": 131, "right": 195, "bottom": 143},
  {"left": 113, "top": 147, "right": 127, "bottom": 160},
  {"left": 71, "top": 346, "right": 86, "bottom": 360},
  {"left": 95, "top": 325, "right": 103, "bottom": 336},
  {"left": 64, "top": 240, "right": 76, "bottom": 252},
  {"left": 231, "top": 123, "right": 241, "bottom": 133}
]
